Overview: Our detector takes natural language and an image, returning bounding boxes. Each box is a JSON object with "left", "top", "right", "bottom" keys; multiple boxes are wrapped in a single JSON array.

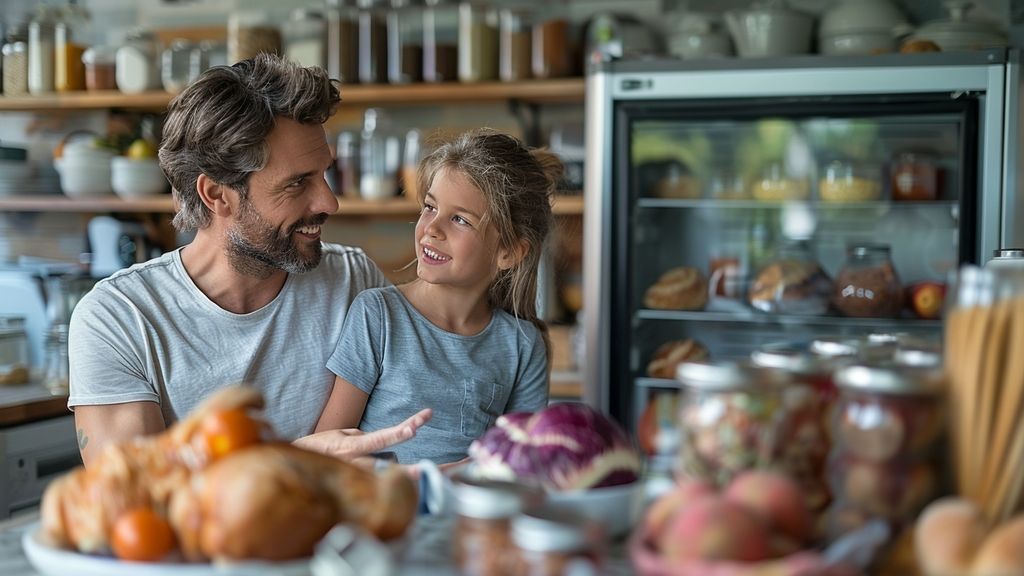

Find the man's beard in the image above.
[{"left": 226, "top": 198, "right": 327, "bottom": 277}]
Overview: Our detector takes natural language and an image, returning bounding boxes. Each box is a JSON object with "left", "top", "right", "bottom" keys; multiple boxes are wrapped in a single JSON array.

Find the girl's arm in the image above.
[{"left": 314, "top": 375, "right": 372, "bottom": 432}]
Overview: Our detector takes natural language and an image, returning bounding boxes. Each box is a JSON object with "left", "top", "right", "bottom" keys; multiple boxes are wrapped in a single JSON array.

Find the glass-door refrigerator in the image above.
[{"left": 583, "top": 49, "right": 1024, "bottom": 436}]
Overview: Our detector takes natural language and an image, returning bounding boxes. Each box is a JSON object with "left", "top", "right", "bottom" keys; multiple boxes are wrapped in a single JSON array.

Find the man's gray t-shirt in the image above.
[
  {"left": 326, "top": 285, "right": 548, "bottom": 464},
  {"left": 68, "top": 243, "right": 387, "bottom": 441}
]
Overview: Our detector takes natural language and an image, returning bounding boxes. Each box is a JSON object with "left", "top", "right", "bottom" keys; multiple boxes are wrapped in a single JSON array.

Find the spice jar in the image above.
[
  {"left": 675, "top": 360, "right": 793, "bottom": 486},
  {"left": 890, "top": 151, "right": 939, "bottom": 201},
  {"left": 450, "top": 473, "right": 544, "bottom": 576},
  {"left": 326, "top": 0, "right": 359, "bottom": 82},
  {"left": 386, "top": 0, "right": 423, "bottom": 83},
  {"left": 228, "top": 8, "right": 281, "bottom": 64},
  {"left": 824, "top": 363, "right": 944, "bottom": 539},
  {"left": 750, "top": 342, "right": 844, "bottom": 511},
  {"left": 458, "top": 1, "right": 498, "bottom": 82},
  {"left": 0, "top": 316, "right": 29, "bottom": 386},
  {"left": 499, "top": 8, "right": 531, "bottom": 81},
  {"left": 531, "top": 8, "right": 571, "bottom": 79},
  {"left": 833, "top": 243, "right": 904, "bottom": 318},
  {"left": 423, "top": 0, "right": 458, "bottom": 82},
  {"left": 82, "top": 45, "right": 116, "bottom": 91},
  {"left": 283, "top": 8, "right": 326, "bottom": 69},
  {"left": 510, "top": 506, "right": 603, "bottom": 576},
  {"left": 2, "top": 40, "right": 28, "bottom": 96}
]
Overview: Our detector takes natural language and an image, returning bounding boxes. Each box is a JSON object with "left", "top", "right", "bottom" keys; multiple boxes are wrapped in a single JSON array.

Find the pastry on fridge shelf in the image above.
[
  {"left": 646, "top": 339, "right": 710, "bottom": 379},
  {"left": 748, "top": 260, "right": 833, "bottom": 315},
  {"left": 643, "top": 266, "right": 708, "bottom": 310}
]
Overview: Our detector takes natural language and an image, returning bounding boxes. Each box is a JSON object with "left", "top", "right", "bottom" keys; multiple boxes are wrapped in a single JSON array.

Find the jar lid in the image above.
[
  {"left": 834, "top": 363, "right": 944, "bottom": 395},
  {"left": 82, "top": 45, "right": 116, "bottom": 64},
  {"left": 750, "top": 342, "right": 830, "bottom": 375},
  {"left": 675, "top": 360, "right": 790, "bottom": 391},
  {"left": 511, "top": 506, "right": 592, "bottom": 553},
  {"left": 450, "top": 474, "right": 543, "bottom": 520},
  {"left": 992, "top": 248, "right": 1024, "bottom": 259},
  {"left": 1, "top": 41, "right": 26, "bottom": 55}
]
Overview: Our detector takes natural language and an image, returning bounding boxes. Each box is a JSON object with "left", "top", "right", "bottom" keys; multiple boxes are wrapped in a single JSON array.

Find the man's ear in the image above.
[
  {"left": 497, "top": 238, "right": 529, "bottom": 271},
  {"left": 196, "top": 173, "right": 235, "bottom": 217}
]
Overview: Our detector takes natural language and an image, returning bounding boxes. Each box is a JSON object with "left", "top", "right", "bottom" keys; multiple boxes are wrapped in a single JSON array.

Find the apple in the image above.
[
  {"left": 125, "top": 138, "right": 158, "bottom": 160},
  {"left": 908, "top": 281, "right": 946, "bottom": 319}
]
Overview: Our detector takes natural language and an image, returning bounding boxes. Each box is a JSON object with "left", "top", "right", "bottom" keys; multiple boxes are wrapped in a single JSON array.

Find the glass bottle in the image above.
[
  {"left": 161, "top": 38, "right": 194, "bottom": 93},
  {"left": 43, "top": 324, "right": 70, "bottom": 395},
  {"left": 54, "top": 22, "right": 85, "bottom": 91},
  {"left": 326, "top": 0, "right": 359, "bottom": 83},
  {"left": 422, "top": 0, "right": 458, "bottom": 82},
  {"left": 283, "top": 8, "right": 326, "bottom": 69},
  {"left": 81, "top": 45, "right": 116, "bottom": 91},
  {"left": 357, "top": 0, "right": 388, "bottom": 84},
  {"left": 116, "top": 29, "right": 160, "bottom": 94},
  {"left": 748, "top": 237, "right": 833, "bottom": 315},
  {"left": 335, "top": 130, "right": 360, "bottom": 198},
  {"left": 400, "top": 128, "right": 421, "bottom": 199},
  {"left": 28, "top": 9, "right": 56, "bottom": 94},
  {"left": 824, "top": 363, "right": 944, "bottom": 539},
  {"left": 227, "top": 8, "right": 281, "bottom": 64},
  {"left": 2, "top": 35, "right": 29, "bottom": 96},
  {"left": 387, "top": 0, "right": 423, "bottom": 84},
  {"left": 833, "top": 243, "right": 904, "bottom": 318},
  {"left": 510, "top": 506, "right": 604, "bottom": 576},
  {"left": 360, "top": 108, "right": 399, "bottom": 200},
  {"left": 450, "top": 473, "right": 543, "bottom": 576},
  {"left": 499, "top": 8, "right": 531, "bottom": 81},
  {"left": 458, "top": 1, "right": 498, "bottom": 82},
  {"left": 0, "top": 316, "right": 30, "bottom": 385}
]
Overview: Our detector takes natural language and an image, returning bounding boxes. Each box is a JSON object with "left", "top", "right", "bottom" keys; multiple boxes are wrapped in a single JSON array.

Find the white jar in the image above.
[
  {"left": 28, "top": 18, "right": 55, "bottom": 94},
  {"left": 116, "top": 30, "right": 160, "bottom": 94}
]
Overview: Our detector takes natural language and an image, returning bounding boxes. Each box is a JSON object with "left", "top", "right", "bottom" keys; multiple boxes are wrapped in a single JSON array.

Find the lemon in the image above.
[{"left": 126, "top": 139, "right": 157, "bottom": 160}]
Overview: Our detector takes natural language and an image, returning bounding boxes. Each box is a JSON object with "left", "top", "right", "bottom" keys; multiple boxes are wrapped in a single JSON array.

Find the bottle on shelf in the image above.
[
  {"left": 326, "top": 0, "right": 359, "bottom": 83},
  {"left": 81, "top": 45, "right": 116, "bottom": 91},
  {"left": 227, "top": 7, "right": 281, "bottom": 65},
  {"left": 2, "top": 26, "right": 29, "bottom": 96},
  {"left": 386, "top": 0, "right": 423, "bottom": 84},
  {"left": 28, "top": 7, "right": 56, "bottom": 95},
  {"left": 360, "top": 108, "right": 400, "bottom": 200},
  {"left": 458, "top": 1, "right": 498, "bottom": 82},
  {"left": 283, "top": 8, "right": 327, "bottom": 69},
  {"left": 54, "top": 0, "right": 90, "bottom": 92},
  {"left": 357, "top": 0, "right": 388, "bottom": 84},
  {"left": 422, "top": 0, "right": 458, "bottom": 82},
  {"left": 115, "top": 29, "right": 160, "bottom": 94},
  {"left": 498, "top": 7, "right": 532, "bottom": 82},
  {"left": 531, "top": 3, "right": 572, "bottom": 79}
]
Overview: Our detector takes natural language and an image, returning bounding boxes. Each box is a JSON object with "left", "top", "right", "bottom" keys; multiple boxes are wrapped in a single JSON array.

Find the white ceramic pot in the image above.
[
  {"left": 725, "top": 2, "right": 813, "bottom": 58},
  {"left": 111, "top": 157, "right": 169, "bottom": 198},
  {"left": 55, "top": 157, "right": 113, "bottom": 198},
  {"left": 905, "top": 0, "right": 1007, "bottom": 52},
  {"left": 668, "top": 14, "right": 734, "bottom": 60}
]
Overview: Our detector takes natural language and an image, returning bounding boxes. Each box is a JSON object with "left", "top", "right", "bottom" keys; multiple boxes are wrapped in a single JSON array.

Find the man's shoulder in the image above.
[{"left": 89, "top": 250, "right": 180, "bottom": 294}]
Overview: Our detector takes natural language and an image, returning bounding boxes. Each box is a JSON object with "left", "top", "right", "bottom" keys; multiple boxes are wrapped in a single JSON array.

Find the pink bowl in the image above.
[{"left": 628, "top": 527, "right": 861, "bottom": 576}]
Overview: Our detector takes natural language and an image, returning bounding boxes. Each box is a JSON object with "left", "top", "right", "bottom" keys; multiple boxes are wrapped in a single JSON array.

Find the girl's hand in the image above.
[{"left": 294, "top": 408, "right": 432, "bottom": 461}]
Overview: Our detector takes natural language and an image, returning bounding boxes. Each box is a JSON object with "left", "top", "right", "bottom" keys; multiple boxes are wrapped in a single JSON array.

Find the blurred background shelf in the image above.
[{"left": 636, "top": 308, "right": 943, "bottom": 329}]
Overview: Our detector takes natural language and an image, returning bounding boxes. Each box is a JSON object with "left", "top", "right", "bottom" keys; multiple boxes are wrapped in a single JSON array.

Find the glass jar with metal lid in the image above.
[
  {"left": 450, "top": 473, "right": 544, "bottom": 576},
  {"left": 386, "top": 0, "right": 423, "bottom": 84},
  {"left": 824, "top": 363, "right": 944, "bottom": 538},
  {"left": 510, "top": 505, "right": 603, "bottom": 576},
  {"left": 675, "top": 360, "right": 793, "bottom": 487},
  {"left": 0, "top": 316, "right": 29, "bottom": 385},
  {"left": 750, "top": 342, "right": 842, "bottom": 511},
  {"left": 833, "top": 243, "right": 904, "bottom": 318},
  {"left": 423, "top": 0, "right": 458, "bottom": 82},
  {"left": 357, "top": 0, "right": 388, "bottom": 84}
]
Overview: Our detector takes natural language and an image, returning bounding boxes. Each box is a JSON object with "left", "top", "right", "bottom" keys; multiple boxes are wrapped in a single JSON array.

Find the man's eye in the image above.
[{"left": 286, "top": 178, "right": 305, "bottom": 189}]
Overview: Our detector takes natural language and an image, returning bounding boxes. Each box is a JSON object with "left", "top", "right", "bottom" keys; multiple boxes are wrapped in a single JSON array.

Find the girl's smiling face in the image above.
[{"left": 414, "top": 167, "right": 511, "bottom": 292}]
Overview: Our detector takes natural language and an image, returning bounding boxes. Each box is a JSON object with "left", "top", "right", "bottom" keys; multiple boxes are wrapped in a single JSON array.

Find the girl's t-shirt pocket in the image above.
[{"left": 461, "top": 378, "right": 507, "bottom": 438}]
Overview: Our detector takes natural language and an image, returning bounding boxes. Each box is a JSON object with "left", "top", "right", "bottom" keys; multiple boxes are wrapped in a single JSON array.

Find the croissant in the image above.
[{"left": 40, "top": 385, "right": 417, "bottom": 562}]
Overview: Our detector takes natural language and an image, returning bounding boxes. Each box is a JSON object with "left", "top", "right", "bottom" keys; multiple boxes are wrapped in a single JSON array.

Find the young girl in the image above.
[{"left": 317, "top": 129, "right": 562, "bottom": 464}]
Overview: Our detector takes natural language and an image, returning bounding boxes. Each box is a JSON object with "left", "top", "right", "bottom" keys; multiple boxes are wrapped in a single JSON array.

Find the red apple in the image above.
[{"left": 908, "top": 281, "right": 946, "bottom": 319}]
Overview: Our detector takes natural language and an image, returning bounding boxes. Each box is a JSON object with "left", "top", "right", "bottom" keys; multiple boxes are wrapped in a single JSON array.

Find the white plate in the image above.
[{"left": 22, "top": 523, "right": 312, "bottom": 576}]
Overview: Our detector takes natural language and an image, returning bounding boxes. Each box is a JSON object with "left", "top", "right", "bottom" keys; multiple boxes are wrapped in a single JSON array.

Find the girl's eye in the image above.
[
  {"left": 453, "top": 215, "right": 470, "bottom": 226},
  {"left": 423, "top": 203, "right": 437, "bottom": 213}
]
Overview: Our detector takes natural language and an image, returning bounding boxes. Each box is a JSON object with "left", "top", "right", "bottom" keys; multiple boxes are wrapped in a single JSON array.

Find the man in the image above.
[{"left": 69, "top": 53, "right": 429, "bottom": 466}]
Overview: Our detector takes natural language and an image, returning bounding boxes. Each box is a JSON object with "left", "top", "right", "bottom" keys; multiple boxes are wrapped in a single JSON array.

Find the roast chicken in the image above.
[{"left": 40, "top": 386, "right": 418, "bottom": 562}]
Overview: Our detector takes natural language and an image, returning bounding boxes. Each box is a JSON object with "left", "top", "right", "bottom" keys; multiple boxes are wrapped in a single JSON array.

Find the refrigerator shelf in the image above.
[
  {"left": 635, "top": 377, "right": 682, "bottom": 390},
  {"left": 635, "top": 199, "right": 959, "bottom": 211},
  {"left": 635, "top": 308, "right": 943, "bottom": 330}
]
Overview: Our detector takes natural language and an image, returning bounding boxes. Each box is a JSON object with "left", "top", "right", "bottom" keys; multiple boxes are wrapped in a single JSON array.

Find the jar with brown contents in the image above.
[
  {"left": 510, "top": 506, "right": 604, "bottom": 576},
  {"left": 833, "top": 244, "right": 904, "bottom": 318},
  {"left": 450, "top": 474, "right": 543, "bottom": 576}
]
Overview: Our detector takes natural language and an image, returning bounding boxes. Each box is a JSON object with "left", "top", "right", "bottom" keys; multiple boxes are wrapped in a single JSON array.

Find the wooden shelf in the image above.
[
  {"left": 0, "top": 194, "right": 585, "bottom": 216},
  {"left": 0, "top": 79, "right": 585, "bottom": 112}
]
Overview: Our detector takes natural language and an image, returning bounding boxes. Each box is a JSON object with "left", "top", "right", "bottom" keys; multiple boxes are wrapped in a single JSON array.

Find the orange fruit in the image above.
[
  {"left": 110, "top": 507, "right": 176, "bottom": 562},
  {"left": 200, "top": 407, "right": 262, "bottom": 459}
]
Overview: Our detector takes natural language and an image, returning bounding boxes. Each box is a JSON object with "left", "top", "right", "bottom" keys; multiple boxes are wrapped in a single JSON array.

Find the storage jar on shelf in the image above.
[
  {"left": 458, "top": 1, "right": 498, "bottom": 82},
  {"left": 499, "top": 8, "right": 531, "bottom": 81},
  {"left": 2, "top": 39, "right": 29, "bottom": 96},
  {"left": 326, "top": 0, "right": 359, "bottom": 83},
  {"left": 28, "top": 11, "right": 56, "bottom": 94},
  {"left": 54, "top": 21, "right": 85, "bottom": 92},
  {"left": 386, "top": 0, "right": 423, "bottom": 84},
  {"left": 227, "top": 8, "right": 281, "bottom": 65},
  {"left": 423, "top": 0, "right": 459, "bottom": 82},
  {"left": 357, "top": 0, "right": 388, "bottom": 84},
  {"left": 283, "top": 8, "right": 327, "bottom": 69},
  {"left": 531, "top": 6, "right": 572, "bottom": 79},
  {"left": 833, "top": 243, "right": 904, "bottom": 318},
  {"left": 0, "top": 316, "right": 29, "bottom": 386},
  {"left": 82, "top": 45, "right": 116, "bottom": 91}
]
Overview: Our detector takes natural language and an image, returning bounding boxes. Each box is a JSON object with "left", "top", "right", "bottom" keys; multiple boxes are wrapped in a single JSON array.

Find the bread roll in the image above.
[
  {"left": 646, "top": 339, "right": 709, "bottom": 379},
  {"left": 914, "top": 497, "right": 986, "bottom": 576},
  {"left": 643, "top": 267, "right": 708, "bottom": 310}
]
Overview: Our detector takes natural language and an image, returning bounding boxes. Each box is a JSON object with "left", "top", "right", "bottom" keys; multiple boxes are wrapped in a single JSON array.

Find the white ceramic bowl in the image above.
[
  {"left": 111, "top": 157, "right": 168, "bottom": 198},
  {"left": 544, "top": 481, "right": 646, "bottom": 539},
  {"left": 54, "top": 158, "right": 113, "bottom": 198},
  {"left": 820, "top": 31, "right": 899, "bottom": 55}
]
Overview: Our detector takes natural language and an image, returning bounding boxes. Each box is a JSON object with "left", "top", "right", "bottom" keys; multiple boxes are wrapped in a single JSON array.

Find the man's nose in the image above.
[{"left": 313, "top": 177, "right": 339, "bottom": 215}]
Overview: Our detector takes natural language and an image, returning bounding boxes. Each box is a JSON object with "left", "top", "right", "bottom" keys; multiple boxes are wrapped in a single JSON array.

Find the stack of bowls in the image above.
[
  {"left": 111, "top": 157, "right": 168, "bottom": 198},
  {"left": 818, "top": 0, "right": 911, "bottom": 55},
  {"left": 54, "top": 136, "right": 115, "bottom": 197}
]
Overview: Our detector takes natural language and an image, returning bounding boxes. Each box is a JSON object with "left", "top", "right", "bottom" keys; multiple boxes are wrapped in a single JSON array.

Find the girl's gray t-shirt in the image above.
[
  {"left": 326, "top": 285, "right": 549, "bottom": 464},
  {"left": 68, "top": 244, "right": 387, "bottom": 441}
]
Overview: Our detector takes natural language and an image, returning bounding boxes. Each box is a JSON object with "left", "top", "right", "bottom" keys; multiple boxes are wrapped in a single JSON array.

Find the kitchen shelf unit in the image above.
[
  {"left": 635, "top": 308, "right": 943, "bottom": 329},
  {"left": 0, "top": 79, "right": 586, "bottom": 112},
  {"left": 0, "top": 194, "right": 584, "bottom": 216}
]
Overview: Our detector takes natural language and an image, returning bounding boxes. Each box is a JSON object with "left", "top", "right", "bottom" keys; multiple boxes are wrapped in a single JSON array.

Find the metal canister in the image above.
[{"left": 511, "top": 506, "right": 603, "bottom": 576}]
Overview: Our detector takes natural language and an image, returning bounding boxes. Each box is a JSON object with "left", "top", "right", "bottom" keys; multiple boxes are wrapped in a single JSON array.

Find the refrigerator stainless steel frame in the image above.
[{"left": 583, "top": 49, "right": 1024, "bottom": 427}]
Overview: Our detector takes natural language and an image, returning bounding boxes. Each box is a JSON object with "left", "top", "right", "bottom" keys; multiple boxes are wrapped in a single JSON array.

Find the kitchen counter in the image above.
[{"left": 0, "top": 385, "right": 69, "bottom": 427}]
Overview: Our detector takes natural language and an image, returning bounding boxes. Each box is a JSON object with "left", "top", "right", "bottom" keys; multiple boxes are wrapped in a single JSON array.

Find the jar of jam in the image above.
[
  {"left": 675, "top": 360, "right": 792, "bottom": 487},
  {"left": 450, "top": 473, "right": 544, "bottom": 576},
  {"left": 833, "top": 244, "right": 904, "bottom": 318},
  {"left": 750, "top": 343, "right": 842, "bottom": 511},
  {"left": 824, "top": 364, "right": 944, "bottom": 538},
  {"left": 890, "top": 151, "right": 939, "bottom": 201},
  {"left": 510, "top": 506, "right": 603, "bottom": 576}
]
